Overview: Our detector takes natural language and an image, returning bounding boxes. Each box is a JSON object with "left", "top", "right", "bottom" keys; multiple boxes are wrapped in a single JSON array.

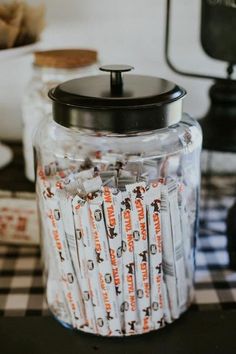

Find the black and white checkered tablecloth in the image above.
[{"left": 0, "top": 198, "right": 236, "bottom": 316}]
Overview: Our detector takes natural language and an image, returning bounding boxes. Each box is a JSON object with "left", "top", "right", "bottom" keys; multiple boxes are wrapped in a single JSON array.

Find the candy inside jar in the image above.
[{"left": 35, "top": 65, "right": 202, "bottom": 336}]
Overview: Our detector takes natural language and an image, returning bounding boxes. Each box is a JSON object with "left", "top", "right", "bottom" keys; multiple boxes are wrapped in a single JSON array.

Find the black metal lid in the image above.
[{"left": 49, "top": 65, "right": 186, "bottom": 133}]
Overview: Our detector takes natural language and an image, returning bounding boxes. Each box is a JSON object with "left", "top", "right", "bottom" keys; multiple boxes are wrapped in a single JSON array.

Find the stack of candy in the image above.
[{"left": 37, "top": 153, "right": 195, "bottom": 336}]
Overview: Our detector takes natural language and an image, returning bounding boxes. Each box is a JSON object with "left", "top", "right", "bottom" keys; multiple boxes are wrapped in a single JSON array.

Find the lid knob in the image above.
[{"left": 99, "top": 64, "right": 134, "bottom": 95}]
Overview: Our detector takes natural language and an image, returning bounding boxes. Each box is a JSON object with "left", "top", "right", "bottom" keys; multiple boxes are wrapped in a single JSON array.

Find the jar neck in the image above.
[{"left": 33, "top": 63, "right": 98, "bottom": 83}]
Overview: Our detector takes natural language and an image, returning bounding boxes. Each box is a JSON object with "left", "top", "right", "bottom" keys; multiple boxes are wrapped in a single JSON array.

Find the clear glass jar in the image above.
[
  {"left": 35, "top": 66, "right": 202, "bottom": 337},
  {"left": 22, "top": 49, "right": 98, "bottom": 182}
]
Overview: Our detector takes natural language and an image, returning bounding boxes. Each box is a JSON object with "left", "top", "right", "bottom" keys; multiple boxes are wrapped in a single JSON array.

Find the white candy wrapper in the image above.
[
  {"left": 101, "top": 187, "right": 123, "bottom": 318},
  {"left": 101, "top": 153, "right": 124, "bottom": 168},
  {"left": 161, "top": 184, "right": 180, "bottom": 320},
  {"left": 126, "top": 182, "right": 151, "bottom": 333},
  {"left": 44, "top": 202, "right": 72, "bottom": 326},
  {"left": 178, "top": 185, "right": 194, "bottom": 303},
  {"left": 82, "top": 176, "right": 103, "bottom": 194},
  {"left": 77, "top": 168, "right": 94, "bottom": 181},
  {"left": 167, "top": 180, "right": 188, "bottom": 312},
  {"left": 42, "top": 158, "right": 74, "bottom": 181},
  {"left": 57, "top": 188, "right": 96, "bottom": 331},
  {"left": 37, "top": 156, "right": 195, "bottom": 336},
  {"left": 42, "top": 159, "right": 57, "bottom": 178},
  {"left": 145, "top": 182, "right": 164, "bottom": 329},
  {"left": 46, "top": 208, "right": 85, "bottom": 328},
  {"left": 72, "top": 195, "right": 109, "bottom": 336},
  {"left": 121, "top": 192, "right": 137, "bottom": 335},
  {"left": 37, "top": 168, "right": 86, "bottom": 329},
  {"left": 161, "top": 280, "right": 172, "bottom": 324},
  {"left": 46, "top": 260, "right": 72, "bottom": 326},
  {"left": 88, "top": 196, "right": 122, "bottom": 335},
  {"left": 56, "top": 172, "right": 82, "bottom": 196}
]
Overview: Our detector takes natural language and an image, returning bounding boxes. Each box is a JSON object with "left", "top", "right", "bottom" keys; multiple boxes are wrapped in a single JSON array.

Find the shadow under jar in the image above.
[{"left": 34, "top": 65, "right": 202, "bottom": 336}]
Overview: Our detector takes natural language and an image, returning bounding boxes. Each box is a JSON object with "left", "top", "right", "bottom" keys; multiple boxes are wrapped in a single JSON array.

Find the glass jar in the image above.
[
  {"left": 35, "top": 65, "right": 202, "bottom": 337},
  {"left": 22, "top": 49, "right": 98, "bottom": 182}
]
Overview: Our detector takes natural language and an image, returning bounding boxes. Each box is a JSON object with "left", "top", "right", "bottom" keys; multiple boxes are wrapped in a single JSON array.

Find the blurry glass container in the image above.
[
  {"left": 22, "top": 49, "right": 98, "bottom": 182},
  {"left": 34, "top": 65, "right": 202, "bottom": 336}
]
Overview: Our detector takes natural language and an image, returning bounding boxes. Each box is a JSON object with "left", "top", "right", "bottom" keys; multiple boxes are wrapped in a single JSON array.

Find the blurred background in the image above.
[
  {"left": 0, "top": 0, "right": 235, "bottom": 240},
  {"left": 0, "top": 0, "right": 231, "bottom": 140},
  {"left": 0, "top": 0, "right": 236, "bottom": 334}
]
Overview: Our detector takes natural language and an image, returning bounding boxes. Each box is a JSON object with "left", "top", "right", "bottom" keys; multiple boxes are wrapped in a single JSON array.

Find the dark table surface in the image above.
[
  {"left": 0, "top": 142, "right": 236, "bottom": 354},
  {"left": 1, "top": 310, "right": 236, "bottom": 354}
]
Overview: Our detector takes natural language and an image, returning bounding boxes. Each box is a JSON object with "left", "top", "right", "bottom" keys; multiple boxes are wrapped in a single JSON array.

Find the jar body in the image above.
[
  {"left": 22, "top": 63, "right": 98, "bottom": 182},
  {"left": 35, "top": 114, "right": 202, "bottom": 336}
]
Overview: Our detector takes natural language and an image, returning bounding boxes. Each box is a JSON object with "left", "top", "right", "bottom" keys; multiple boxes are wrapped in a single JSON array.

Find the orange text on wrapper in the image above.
[
  {"left": 123, "top": 210, "right": 132, "bottom": 232},
  {"left": 110, "top": 249, "right": 121, "bottom": 286},
  {"left": 48, "top": 211, "right": 62, "bottom": 251},
  {"left": 127, "top": 275, "right": 136, "bottom": 311},
  {"left": 143, "top": 317, "right": 150, "bottom": 332},
  {"left": 141, "top": 262, "right": 150, "bottom": 298},
  {"left": 107, "top": 205, "right": 116, "bottom": 227},
  {"left": 103, "top": 187, "right": 112, "bottom": 203},
  {"left": 156, "top": 274, "right": 163, "bottom": 309},
  {"left": 99, "top": 273, "right": 112, "bottom": 312},
  {"left": 89, "top": 209, "right": 102, "bottom": 253},
  {"left": 153, "top": 213, "right": 162, "bottom": 253},
  {"left": 135, "top": 199, "right": 147, "bottom": 240}
]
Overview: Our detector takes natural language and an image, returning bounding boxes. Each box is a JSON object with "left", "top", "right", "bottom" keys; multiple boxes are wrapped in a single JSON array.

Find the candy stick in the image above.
[
  {"left": 178, "top": 183, "right": 194, "bottom": 307},
  {"left": 36, "top": 180, "right": 53, "bottom": 277},
  {"left": 167, "top": 179, "right": 188, "bottom": 312},
  {"left": 125, "top": 157, "right": 143, "bottom": 181},
  {"left": 41, "top": 153, "right": 73, "bottom": 180},
  {"left": 145, "top": 182, "right": 164, "bottom": 329},
  {"left": 46, "top": 262, "right": 72, "bottom": 326},
  {"left": 143, "top": 160, "right": 158, "bottom": 181},
  {"left": 37, "top": 169, "right": 86, "bottom": 329},
  {"left": 160, "top": 184, "right": 180, "bottom": 320},
  {"left": 101, "top": 153, "right": 125, "bottom": 170},
  {"left": 82, "top": 176, "right": 103, "bottom": 194},
  {"left": 102, "top": 176, "right": 117, "bottom": 188},
  {"left": 121, "top": 192, "right": 138, "bottom": 335},
  {"left": 47, "top": 284, "right": 72, "bottom": 326},
  {"left": 100, "top": 171, "right": 118, "bottom": 182},
  {"left": 72, "top": 195, "right": 109, "bottom": 336},
  {"left": 126, "top": 182, "right": 151, "bottom": 333},
  {"left": 101, "top": 186, "right": 123, "bottom": 327},
  {"left": 88, "top": 196, "right": 122, "bottom": 335},
  {"left": 42, "top": 160, "right": 58, "bottom": 177},
  {"left": 76, "top": 168, "right": 94, "bottom": 180},
  {"left": 117, "top": 176, "right": 136, "bottom": 191},
  {"left": 57, "top": 188, "right": 96, "bottom": 331},
  {"left": 161, "top": 280, "right": 172, "bottom": 324},
  {"left": 42, "top": 201, "right": 72, "bottom": 327},
  {"left": 46, "top": 204, "right": 85, "bottom": 328}
]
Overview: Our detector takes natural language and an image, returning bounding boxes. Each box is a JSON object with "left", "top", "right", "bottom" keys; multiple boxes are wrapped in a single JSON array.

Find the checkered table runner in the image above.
[{"left": 0, "top": 198, "right": 236, "bottom": 316}]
